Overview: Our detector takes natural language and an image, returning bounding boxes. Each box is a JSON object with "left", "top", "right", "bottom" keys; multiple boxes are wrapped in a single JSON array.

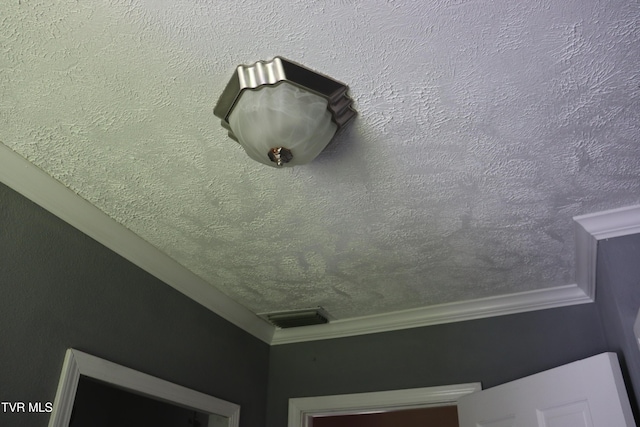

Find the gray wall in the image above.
[
  {"left": 0, "top": 183, "right": 270, "bottom": 427},
  {"left": 596, "top": 233, "right": 640, "bottom": 416},
  {"left": 265, "top": 303, "right": 608, "bottom": 427}
]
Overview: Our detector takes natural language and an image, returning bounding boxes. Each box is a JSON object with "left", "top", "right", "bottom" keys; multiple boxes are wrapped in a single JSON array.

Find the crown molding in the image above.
[
  {"left": 0, "top": 143, "right": 274, "bottom": 344},
  {"left": 574, "top": 205, "right": 640, "bottom": 301},
  {"left": 271, "top": 284, "right": 592, "bottom": 344},
  {"left": 273, "top": 206, "right": 640, "bottom": 344},
  {"left": 3, "top": 142, "right": 639, "bottom": 345},
  {"left": 574, "top": 205, "right": 640, "bottom": 240}
]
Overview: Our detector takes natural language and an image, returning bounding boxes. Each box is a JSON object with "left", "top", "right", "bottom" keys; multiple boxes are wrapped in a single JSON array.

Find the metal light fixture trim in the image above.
[{"left": 214, "top": 57, "right": 356, "bottom": 167}]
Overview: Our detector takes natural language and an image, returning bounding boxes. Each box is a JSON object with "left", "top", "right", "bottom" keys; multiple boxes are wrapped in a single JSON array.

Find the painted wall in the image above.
[
  {"left": 0, "top": 183, "right": 270, "bottom": 427},
  {"left": 596, "top": 233, "right": 640, "bottom": 418},
  {"left": 265, "top": 304, "right": 608, "bottom": 427}
]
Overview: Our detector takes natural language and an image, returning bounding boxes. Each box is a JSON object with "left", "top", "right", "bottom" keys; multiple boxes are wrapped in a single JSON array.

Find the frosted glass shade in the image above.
[{"left": 228, "top": 82, "right": 337, "bottom": 167}]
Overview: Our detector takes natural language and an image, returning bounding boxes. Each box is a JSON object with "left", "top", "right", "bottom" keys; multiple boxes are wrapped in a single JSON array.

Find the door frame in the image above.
[
  {"left": 49, "top": 348, "right": 240, "bottom": 427},
  {"left": 288, "top": 383, "right": 481, "bottom": 427}
]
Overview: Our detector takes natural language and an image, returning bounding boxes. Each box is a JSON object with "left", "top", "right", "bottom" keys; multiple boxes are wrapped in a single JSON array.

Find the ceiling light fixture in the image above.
[{"left": 214, "top": 57, "right": 356, "bottom": 168}]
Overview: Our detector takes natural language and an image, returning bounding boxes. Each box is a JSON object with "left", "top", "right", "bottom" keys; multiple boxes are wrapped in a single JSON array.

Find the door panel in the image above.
[
  {"left": 458, "top": 353, "right": 635, "bottom": 427},
  {"left": 536, "top": 400, "right": 593, "bottom": 427}
]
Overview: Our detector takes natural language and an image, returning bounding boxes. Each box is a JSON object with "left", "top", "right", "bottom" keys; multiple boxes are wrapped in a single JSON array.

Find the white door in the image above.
[{"left": 457, "top": 352, "right": 636, "bottom": 427}]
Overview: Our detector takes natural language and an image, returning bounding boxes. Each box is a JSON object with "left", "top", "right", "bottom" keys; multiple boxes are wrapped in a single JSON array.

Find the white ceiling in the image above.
[{"left": 2, "top": 1, "right": 639, "bottom": 332}]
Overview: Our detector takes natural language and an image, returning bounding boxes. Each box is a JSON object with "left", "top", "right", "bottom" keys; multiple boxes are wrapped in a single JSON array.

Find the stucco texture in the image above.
[{"left": 1, "top": 0, "right": 639, "bottom": 319}]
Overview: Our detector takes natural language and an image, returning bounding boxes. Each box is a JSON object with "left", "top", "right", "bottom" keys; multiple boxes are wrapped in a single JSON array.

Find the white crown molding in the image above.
[
  {"left": 271, "top": 284, "right": 592, "bottom": 344},
  {"left": 274, "top": 206, "right": 640, "bottom": 344},
  {"left": 3, "top": 142, "right": 639, "bottom": 345},
  {"left": 574, "top": 205, "right": 640, "bottom": 240},
  {"left": 574, "top": 205, "right": 640, "bottom": 301},
  {"left": 288, "top": 383, "right": 481, "bottom": 427},
  {"left": 573, "top": 220, "right": 598, "bottom": 300},
  {"left": 0, "top": 143, "right": 274, "bottom": 344}
]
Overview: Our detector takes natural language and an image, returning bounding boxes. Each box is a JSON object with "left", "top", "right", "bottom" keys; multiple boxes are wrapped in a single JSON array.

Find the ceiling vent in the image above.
[{"left": 262, "top": 307, "right": 330, "bottom": 329}]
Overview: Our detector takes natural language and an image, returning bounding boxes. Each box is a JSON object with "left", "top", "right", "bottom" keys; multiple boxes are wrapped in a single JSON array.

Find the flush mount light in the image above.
[{"left": 214, "top": 57, "right": 356, "bottom": 168}]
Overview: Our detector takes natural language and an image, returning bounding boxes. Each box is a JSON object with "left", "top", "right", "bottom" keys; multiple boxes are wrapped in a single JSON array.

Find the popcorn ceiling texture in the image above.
[{"left": 1, "top": 0, "right": 639, "bottom": 320}]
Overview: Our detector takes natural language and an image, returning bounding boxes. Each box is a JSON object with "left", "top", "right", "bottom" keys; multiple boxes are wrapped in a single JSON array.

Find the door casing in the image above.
[{"left": 288, "top": 383, "right": 481, "bottom": 427}]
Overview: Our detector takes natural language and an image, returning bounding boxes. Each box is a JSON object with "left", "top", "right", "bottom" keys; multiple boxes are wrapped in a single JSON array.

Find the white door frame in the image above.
[
  {"left": 49, "top": 349, "right": 240, "bottom": 427},
  {"left": 288, "top": 383, "right": 481, "bottom": 427}
]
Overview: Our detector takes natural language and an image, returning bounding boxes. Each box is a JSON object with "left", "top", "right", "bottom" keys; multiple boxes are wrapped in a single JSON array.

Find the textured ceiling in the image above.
[{"left": 2, "top": 0, "right": 639, "bottom": 321}]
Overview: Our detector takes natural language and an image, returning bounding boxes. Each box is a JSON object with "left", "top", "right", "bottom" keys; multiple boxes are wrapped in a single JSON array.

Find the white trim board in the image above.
[
  {"left": 2, "top": 143, "right": 639, "bottom": 345},
  {"left": 49, "top": 349, "right": 240, "bottom": 427},
  {"left": 288, "top": 383, "right": 481, "bottom": 427},
  {"left": 271, "top": 283, "right": 591, "bottom": 344},
  {"left": 574, "top": 205, "right": 640, "bottom": 302}
]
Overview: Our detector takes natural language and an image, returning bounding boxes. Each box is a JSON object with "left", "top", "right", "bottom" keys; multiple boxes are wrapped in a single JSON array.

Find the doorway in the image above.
[
  {"left": 312, "top": 405, "right": 458, "bottom": 427},
  {"left": 288, "top": 383, "right": 480, "bottom": 427}
]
